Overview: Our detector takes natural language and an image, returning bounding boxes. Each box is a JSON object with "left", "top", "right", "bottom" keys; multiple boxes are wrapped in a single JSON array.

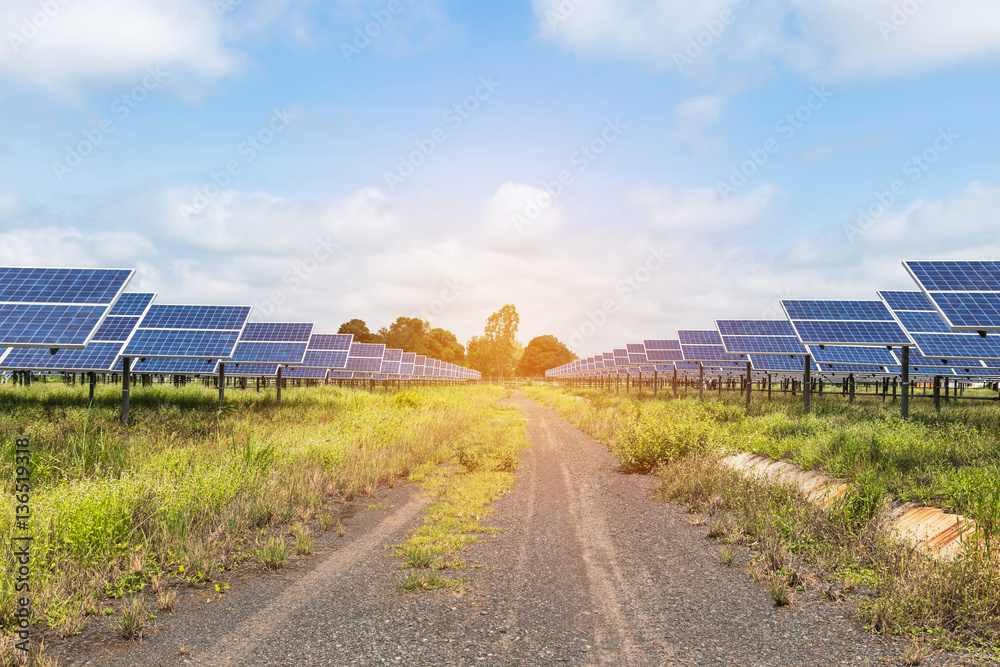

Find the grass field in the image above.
[
  {"left": 526, "top": 384, "right": 1000, "bottom": 650},
  {"left": 0, "top": 381, "right": 515, "bottom": 642}
]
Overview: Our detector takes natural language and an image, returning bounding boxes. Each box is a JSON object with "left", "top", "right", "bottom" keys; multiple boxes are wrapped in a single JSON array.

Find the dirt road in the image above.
[{"left": 59, "top": 394, "right": 966, "bottom": 666}]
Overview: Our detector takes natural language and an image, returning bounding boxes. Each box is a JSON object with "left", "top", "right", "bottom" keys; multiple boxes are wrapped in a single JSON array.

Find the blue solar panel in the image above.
[
  {"left": 300, "top": 350, "right": 349, "bottom": 369},
  {"left": 626, "top": 343, "right": 645, "bottom": 354},
  {"left": 791, "top": 320, "right": 911, "bottom": 346},
  {"left": 646, "top": 348, "right": 685, "bottom": 362},
  {"left": 350, "top": 343, "right": 385, "bottom": 358},
  {"left": 895, "top": 311, "right": 952, "bottom": 334},
  {"left": 717, "top": 320, "right": 796, "bottom": 336},
  {"left": 908, "top": 333, "right": 1000, "bottom": 361},
  {"left": 284, "top": 367, "right": 327, "bottom": 379},
  {"left": 400, "top": 363, "right": 415, "bottom": 374},
  {"left": 627, "top": 353, "right": 647, "bottom": 364},
  {"left": 125, "top": 330, "right": 240, "bottom": 359},
  {"left": 381, "top": 361, "right": 401, "bottom": 374},
  {"left": 721, "top": 335, "right": 805, "bottom": 355},
  {"left": 123, "top": 304, "right": 250, "bottom": 360},
  {"left": 240, "top": 322, "right": 313, "bottom": 343},
  {"left": 120, "top": 357, "right": 219, "bottom": 375},
  {"left": 0, "top": 304, "right": 109, "bottom": 347},
  {"left": 818, "top": 364, "right": 887, "bottom": 374},
  {"left": 311, "top": 334, "right": 353, "bottom": 350},
  {"left": 141, "top": 305, "right": 251, "bottom": 330},
  {"left": 227, "top": 363, "right": 281, "bottom": 376},
  {"left": 0, "top": 267, "right": 132, "bottom": 304},
  {"left": 879, "top": 290, "right": 933, "bottom": 312},
  {"left": 904, "top": 261, "right": 1000, "bottom": 330},
  {"left": 683, "top": 345, "right": 744, "bottom": 361},
  {"left": 230, "top": 341, "right": 309, "bottom": 364},
  {"left": 678, "top": 330, "right": 723, "bottom": 345},
  {"left": 807, "top": 345, "right": 897, "bottom": 366},
  {"left": 384, "top": 349, "right": 403, "bottom": 362},
  {"left": 92, "top": 316, "right": 141, "bottom": 343},
  {"left": 2, "top": 343, "right": 123, "bottom": 372},
  {"left": 109, "top": 292, "right": 155, "bottom": 316},
  {"left": 905, "top": 260, "right": 1000, "bottom": 291},
  {"left": 749, "top": 355, "right": 819, "bottom": 372},
  {"left": 643, "top": 339, "right": 682, "bottom": 350},
  {"left": 346, "top": 356, "right": 383, "bottom": 372},
  {"left": 782, "top": 300, "right": 893, "bottom": 321},
  {"left": 401, "top": 352, "right": 416, "bottom": 364}
]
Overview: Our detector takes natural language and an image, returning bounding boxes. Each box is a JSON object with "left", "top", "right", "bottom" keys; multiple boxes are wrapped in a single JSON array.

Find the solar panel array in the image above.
[
  {"left": 123, "top": 304, "right": 252, "bottom": 360},
  {"left": 547, "top": 260, "right": 1000, "bottom": 383}
]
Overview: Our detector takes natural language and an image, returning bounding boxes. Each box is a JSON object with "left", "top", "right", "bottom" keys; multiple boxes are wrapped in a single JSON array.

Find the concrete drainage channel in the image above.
[{"left": 722, "top": 453, "right": 975, "bottom": 559}]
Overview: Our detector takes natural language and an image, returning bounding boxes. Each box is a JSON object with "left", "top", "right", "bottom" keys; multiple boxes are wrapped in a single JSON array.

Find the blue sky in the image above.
[{"left": 2, "top": 0, "right": 1000, "bottom": 355}]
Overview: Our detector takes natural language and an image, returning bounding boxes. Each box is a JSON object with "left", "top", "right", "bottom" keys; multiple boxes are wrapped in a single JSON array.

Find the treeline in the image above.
[{"left": 337, "top": 305, "right": 578, "bottom": 377}]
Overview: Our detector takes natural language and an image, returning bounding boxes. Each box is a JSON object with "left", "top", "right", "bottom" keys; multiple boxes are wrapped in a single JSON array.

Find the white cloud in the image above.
[
  {"left": 671, "top": 94, "right": 726, "bottom": 155},
  {"left": 0, "top": 0, "right": 237, "bottom": 98},
  {"left": 625, "top": 183, "right": 777, "bottom": 229},
  {"left": 532, "top": 0, "right": 1000, "bottom": 81},
  {"left": 483, "top": 182, "right": 564, "bottom": 253}
]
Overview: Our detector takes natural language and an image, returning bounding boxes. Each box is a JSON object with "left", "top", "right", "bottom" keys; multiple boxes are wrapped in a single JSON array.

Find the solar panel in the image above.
[
  {"left": 284, "top": 367, "right": 328, "bottom": 379},
  {"left": 229, "top": 322, "right": 314, "bottom": 365},
  {"left": 345, "top": 342, "right": 385, "bottom": 373},
  {"left": 123, "top": 304, "right": 251, "bottom": 360},
  {"left": 678, "top": 330, "right": 724, "bottom": 345},
  {"left": 679, "top": 330, "right": 744, "bottom": 363},
  {"left": 227, "top": 363, "right": 280, "bottom": 377},
  {"left": 717, "top": 320, "right": 796, "bottom": 337},
  {"left": 782, "top": 300, "right": 912, "bottom": 346},
  {"left": 122, "top": 357, "right": 220, "bottom": 375},
  {"left": 749, "top": 355, "right": 819, "bottom": 372},
  {"left": 0, "top": 292, "right": 154, "bottom": 372},
  {"left": 879, "top": 288, "right": 1000, "bottom": 361},
  {"left": 0, "top": 267, "right": 135, "bottom": 348},
  {"left": 807, "top": 345, "right": 897, "bottom": 366},
  {"left": 904, "top": 261, "right": 1000, "bottom": 331}
]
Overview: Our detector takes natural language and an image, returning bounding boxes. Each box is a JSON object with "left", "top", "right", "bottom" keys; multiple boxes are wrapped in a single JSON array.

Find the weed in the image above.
[
  {"left": 336, "top": 521, "right": 345, "bottom": 538},
  {"left": 317, "top": 513, "right": 333, "bottom": 532},
  {"left": 720, "top": 545, "right": 737, "bottom": 566},
  {"left": 767, "top": 576, "right": 792, "bottom": 607},
  {"left": 294, "top": 526, "right": 314, "bottom": 555},
  {"left": 112, "top": 597, "right": 147, "bottom": 640},
  {"left": 397, "top": 570, "right": 457, "bottom": 593},
  {"left": 254, "top": 538, "right": 289, "bottom": 571},
  {"left": 400, "top": 546, "right": 436, "bottom": 569}
]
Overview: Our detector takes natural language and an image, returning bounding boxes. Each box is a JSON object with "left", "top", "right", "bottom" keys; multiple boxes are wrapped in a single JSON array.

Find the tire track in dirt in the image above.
[{"left": 196, "top": 493, "right": 428, "bottom": 666}]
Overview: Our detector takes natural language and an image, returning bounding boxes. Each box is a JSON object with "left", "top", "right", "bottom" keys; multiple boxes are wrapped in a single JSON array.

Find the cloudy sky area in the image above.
[{"left": 2, "top": 0, "right": 1000, "bottom": 354}]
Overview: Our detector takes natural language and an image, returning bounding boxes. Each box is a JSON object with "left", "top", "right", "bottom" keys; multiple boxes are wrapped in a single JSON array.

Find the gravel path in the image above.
[{"left": 52, "top": 393, "right": 984, "bottom": 666}]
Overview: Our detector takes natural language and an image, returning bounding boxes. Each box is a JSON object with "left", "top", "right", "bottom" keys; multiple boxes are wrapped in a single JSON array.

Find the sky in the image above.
[{"left": 2, "top": 0, "right": 1000, "bottom": 356}]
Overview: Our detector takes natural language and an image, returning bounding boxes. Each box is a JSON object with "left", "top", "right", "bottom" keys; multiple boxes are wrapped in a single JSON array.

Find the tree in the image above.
[
  {"left": 482, "top": 304, "right": 520, "bottom": 379},
  {"left": 337, "top": 318, "right": 382, "bottom": 344},
  {"left": 423, "top": 328, "right": 465, "bottom": 364},
  {"left": 465, "top": 335, "right": 491, "bottom": 375},
  {"left": 517, "top": 335, "right": 577, "bottom": 377},
  {"left": 377, "top": 316, "right": 429, "bottom": 351}
]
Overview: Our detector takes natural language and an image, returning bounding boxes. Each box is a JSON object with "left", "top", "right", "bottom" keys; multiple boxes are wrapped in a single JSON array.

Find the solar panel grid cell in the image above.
[
  {"left": 717, "top": 320, "right": 796, "bottom": 336},
  {"left": 309, "top": 334, "right": 353, "bottom": 350},
  {"left": 92, "top": 316, "right": 141, "bottom": 343},
  {"left": 126, "top": 329, "right": 241, "bottom": 359},
  {"left": 108, "top": 292, "right": 155, "bottom": 316},
  {"left": 643, "top": 339, "right": 682, "bottom": 350},
  {"left": 782, "top": 300, "right": 893, "bottom": 321},
  {"left": 678, "top": 330, "right": 723, "bottom": 345},
  {"left": 0, "top": 268, "right": 132, "bottom": 305},
  {"left": 240, "top": 322, "right": 313, "bottom": 342},
  {"left": 0, "top": 304, "right": 109, "bottom": 346},
  {"left": 230, "top": 341, "right": 309, "bottom": 364},
  {"left": 792, "top": 320, "right": 911, "bottom": 345},
  {"left": 721, "top": 335, "right": 804, "bottom": 355},
  {"left": 807, "top": 345, "right": 897, "bottom": 366}
]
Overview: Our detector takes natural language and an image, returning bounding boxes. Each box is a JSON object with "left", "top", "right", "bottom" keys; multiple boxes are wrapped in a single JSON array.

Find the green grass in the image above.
[
  {"left": 393, "top": 402, "right": 529, "bottom": 581},
  {"left": 0, "top": 381, "right": 509, "bottom": 632},
  {"left": 526, "top": 384, "right": 1000, "bottom": 650}
]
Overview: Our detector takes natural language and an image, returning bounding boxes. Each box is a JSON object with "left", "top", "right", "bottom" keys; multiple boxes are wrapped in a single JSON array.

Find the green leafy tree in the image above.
[
  {"left": 423, "top": 327, "right": 466, "bottom": 364},
  {"left": 378, "top": 316, "right": 429, "bottom": 351},
  {"left": 483, "top": 305, "right": 520, "bottom": 379},
  {"left": 517, "top": 335, "right": 577, "bottom": 377},
  {"left": 465, "top": 335, "right": 491, "bottom": 375},
  {"left": 337, "top": 318, "right": 382, "bottom": 344}
]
